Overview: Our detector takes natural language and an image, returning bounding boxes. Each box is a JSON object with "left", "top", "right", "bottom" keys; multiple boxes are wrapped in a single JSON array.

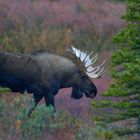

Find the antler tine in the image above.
[
  {"left": 95, "top": 67, "right": 105, "bottom": 78},
  {"left": 71, "top": 46, "right": 76, "bottom": 54},
  {"left": 87, "top": 60, "right": 106, "bottom": 73},
  {"left": 83, "top": 52, "right": 93, "bottom": 63},
  {"left": 94, "top": 67, "right": 104, "bottom": 75},
  {"left": 71, "top": 46, "right": 80, "bottom": 58},
  {"left": 76, "top": 49, "right": 81, "bottom": 58},
  {"left": 90, "top": 53, "right": 98, "bottom": 63},
  {"left": 86, "top": 53, "right": 98, "bottom": 68},
  {"left": 82, "top": 51, "right": 88, "bottom": 62},
  {"left": 71, "top": 46, "right": 88, "bottom": 62},
  {"left": 86, "top": 67, "right": 105, "bottom": 78},
  {"left": 79, "top": 51, "right": 82, "bottom": 59},
  {"left": 71, "top": 46, "right": 105, "bottom": 79},
  {"left": 83, "top": 52, "right": 94, "bottom": 65},
  {"left": 86, "top": 60, "right": 106, "bottom": 78},
  {"left": 88, "top": 66, "right": 101, "bottom": 73}
]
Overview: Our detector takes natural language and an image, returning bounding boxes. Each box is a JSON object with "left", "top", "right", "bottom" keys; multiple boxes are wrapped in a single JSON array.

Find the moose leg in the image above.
[
  {"left": 44, "top": 94, "right": 55, "bottom": 112},
  {"left": 27, "top": 94, "right": 43, "bottom": 117}
]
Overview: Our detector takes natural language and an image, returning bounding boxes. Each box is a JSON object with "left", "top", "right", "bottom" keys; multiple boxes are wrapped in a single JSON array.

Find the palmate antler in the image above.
[{"left": 71, "top": 46, "right": 105, "bottom": 78}]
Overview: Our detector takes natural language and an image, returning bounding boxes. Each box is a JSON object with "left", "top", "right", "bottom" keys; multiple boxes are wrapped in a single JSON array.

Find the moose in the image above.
[{"left": 0, "top": 46, "right": 105, "bottom": 116}]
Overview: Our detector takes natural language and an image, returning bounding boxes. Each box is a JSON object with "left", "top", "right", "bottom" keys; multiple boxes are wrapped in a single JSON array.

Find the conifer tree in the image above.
[{"left": 92, "top": 0, "right": 140, "bottom": 122}]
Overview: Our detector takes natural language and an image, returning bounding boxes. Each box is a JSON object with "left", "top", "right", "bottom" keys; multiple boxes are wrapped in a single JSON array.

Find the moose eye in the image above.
[
  {"left": 82, "top": 76, "right": 90, "bottom": 82},
  {"left": 81, "top": 75, "right": 87, "bottom": 79}
]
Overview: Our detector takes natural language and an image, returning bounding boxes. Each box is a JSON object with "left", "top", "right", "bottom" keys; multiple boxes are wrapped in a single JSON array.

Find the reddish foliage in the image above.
[{"left": 0, "top": 0, "right": 125, "bottom": 34}]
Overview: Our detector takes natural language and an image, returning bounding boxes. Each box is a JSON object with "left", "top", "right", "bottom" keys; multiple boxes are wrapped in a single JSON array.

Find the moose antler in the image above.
[{"left": 71, "top": 46, "right": 105, "bottom": 78}]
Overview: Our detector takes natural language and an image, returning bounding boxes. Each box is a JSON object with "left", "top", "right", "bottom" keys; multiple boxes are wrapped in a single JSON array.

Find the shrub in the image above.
[
  {"left": 0, "top": 92, "right": 126, "bottom": 140},
  {"left": 0, "top": 0, "right": 125, "bottom": 53}
]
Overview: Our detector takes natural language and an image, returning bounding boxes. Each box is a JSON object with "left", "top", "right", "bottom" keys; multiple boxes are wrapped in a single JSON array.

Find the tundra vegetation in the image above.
[{"left": 0, "top": 0, "right": 137, "bottom": 139}]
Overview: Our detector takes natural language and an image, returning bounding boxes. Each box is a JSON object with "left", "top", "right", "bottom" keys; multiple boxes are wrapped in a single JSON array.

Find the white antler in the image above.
[{"left": 71, "top": 46, "right": 105, "bottom": 79}]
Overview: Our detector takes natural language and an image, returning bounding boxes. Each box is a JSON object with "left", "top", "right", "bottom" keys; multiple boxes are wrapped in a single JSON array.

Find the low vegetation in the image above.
[
  {"left": 0, "top": 92, "right": 125, "bottom": 140},
  {"left": 0, "top": 0, "right": 125, "bottom": 54}
]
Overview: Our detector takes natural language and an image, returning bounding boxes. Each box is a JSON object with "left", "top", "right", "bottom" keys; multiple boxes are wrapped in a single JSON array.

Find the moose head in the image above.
[{"left": 69, "top": 46, "right": 105, "bottom": 100}]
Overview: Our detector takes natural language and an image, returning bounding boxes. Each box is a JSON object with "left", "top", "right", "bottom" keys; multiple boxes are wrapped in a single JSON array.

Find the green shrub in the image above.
[{"left": 0, "top": 93, "right": 126, "bottom": 140}]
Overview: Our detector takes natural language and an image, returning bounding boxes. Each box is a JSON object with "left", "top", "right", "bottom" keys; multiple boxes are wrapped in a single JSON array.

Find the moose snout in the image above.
[
  {"left": 85, "top": 92, "right": 96, "bottom": 98},
  {"left": 85, "top": 87, "right": 97, "bottom": 99},
  {"left": 91, "top": 92, "right": 97, "bottom": 98}
]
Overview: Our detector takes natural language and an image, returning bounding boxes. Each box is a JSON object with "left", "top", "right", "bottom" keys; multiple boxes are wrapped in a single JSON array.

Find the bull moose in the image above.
[{"left": 0, "top": 46, "right": 105, "bottom": 116}]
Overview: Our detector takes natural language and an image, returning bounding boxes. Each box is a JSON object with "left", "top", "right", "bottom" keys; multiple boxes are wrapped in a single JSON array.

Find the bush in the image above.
[
  {"left": 0, "top": 0, "right": 125, "bottom": 53},
  {"left": 0, "top": 93, "right": 126, "bottom": 140}
]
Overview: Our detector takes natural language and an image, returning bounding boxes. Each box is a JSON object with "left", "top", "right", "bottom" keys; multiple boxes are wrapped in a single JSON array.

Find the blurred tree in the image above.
[{"left": 92, "top": 0, "right": 140, "bottom": 132}]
